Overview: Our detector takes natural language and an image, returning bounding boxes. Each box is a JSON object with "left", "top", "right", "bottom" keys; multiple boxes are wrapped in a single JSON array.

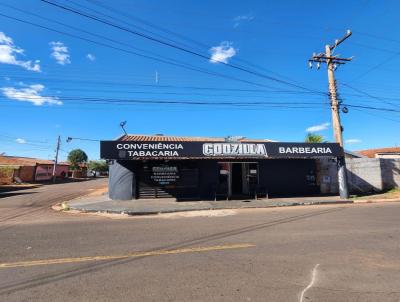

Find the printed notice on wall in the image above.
[{"left": 150, "top": 166, "right": 180, "bottom": 185}]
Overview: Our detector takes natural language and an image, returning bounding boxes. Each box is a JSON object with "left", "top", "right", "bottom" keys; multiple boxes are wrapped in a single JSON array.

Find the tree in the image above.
[
  {"left": 305, "top": 133, "right": 326, "bottom": 143},
  {"left": 88, "top": 160, "right": 108, "bottom": 176},
  {"left": 67, "top": 149, "right": 88, "bottom": 170}
]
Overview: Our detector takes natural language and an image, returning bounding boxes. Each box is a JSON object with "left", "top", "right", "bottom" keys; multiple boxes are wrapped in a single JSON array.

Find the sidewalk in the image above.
[{"left": 67, "top": 194, "right": 352, "bottom": 215}]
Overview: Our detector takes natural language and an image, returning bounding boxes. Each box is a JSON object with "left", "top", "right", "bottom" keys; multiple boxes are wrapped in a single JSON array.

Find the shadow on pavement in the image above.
[
  {"left": 37, "top": 177, "right": 108, "bottom": 186},
  {"left": 0, "top": 191, "right": 38, "bottom": 199}
]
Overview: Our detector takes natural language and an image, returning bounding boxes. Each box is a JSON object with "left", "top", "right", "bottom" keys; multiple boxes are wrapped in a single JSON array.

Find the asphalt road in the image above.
[
  {"left": 0, "top": 182, "right": 400, "bottom": 302},
  {"left": 0, "top": 178, "right": 108, "bottom": 225}
]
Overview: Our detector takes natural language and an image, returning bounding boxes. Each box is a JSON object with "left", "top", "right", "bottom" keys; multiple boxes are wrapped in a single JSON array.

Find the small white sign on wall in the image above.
[{"left": 323, "top": 176, "right": 331, "bottom": 183}]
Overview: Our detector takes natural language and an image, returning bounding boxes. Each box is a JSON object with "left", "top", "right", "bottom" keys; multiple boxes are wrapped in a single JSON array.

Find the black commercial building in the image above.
[{"left": 101, "top": 135, "right": 344, "bottom": 201}]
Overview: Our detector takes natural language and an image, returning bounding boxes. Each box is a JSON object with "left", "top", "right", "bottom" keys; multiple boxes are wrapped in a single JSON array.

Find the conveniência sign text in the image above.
[{"left": 117, "top": 143, "right": 183, "bottom": 157}]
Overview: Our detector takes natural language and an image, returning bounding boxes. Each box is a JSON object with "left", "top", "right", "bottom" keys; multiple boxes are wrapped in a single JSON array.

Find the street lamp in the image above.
[{"left": 66, "top": 137, "right": 100, "bottom": 143}]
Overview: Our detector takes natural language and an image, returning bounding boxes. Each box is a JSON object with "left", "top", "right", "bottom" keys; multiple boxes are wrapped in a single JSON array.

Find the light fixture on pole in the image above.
[{"left": 66, "top": 137, "right": 100, "bottom": 143}]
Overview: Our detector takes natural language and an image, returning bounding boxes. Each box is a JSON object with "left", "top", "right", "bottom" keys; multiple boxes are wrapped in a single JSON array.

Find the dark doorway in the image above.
[
  {"left": 231, "top": 163, "right": 243, "bottom": 195},
  {"left": 216, "top": 163, "right": 229, "bottom": 199}
]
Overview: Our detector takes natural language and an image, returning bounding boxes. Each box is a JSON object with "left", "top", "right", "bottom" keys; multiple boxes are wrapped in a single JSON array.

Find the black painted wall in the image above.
[
  {"left": 258, "top": 159, "right": 318, "bottom": 197},
  {"left": 108, "top": 158, "right": 318, "bottom": 200},
  {"left": 198, "top": 160, "right": 219, "bottom": 200}
]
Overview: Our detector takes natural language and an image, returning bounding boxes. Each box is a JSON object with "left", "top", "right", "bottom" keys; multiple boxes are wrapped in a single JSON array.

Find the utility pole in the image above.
[
  {"left": 308, "top": 30, "right": 353, "bottom": 199},
  {"left": 52, "top": 135, "right": 61, "bottom": 184}
]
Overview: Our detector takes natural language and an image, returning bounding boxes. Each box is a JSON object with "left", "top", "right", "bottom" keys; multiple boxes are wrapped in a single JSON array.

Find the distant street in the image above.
[
  {"left": 0, "top": 178, "right": 108, "bottom": 225},
  {"left": 0, "top": 185, "right": 399, "bottom": 302}
]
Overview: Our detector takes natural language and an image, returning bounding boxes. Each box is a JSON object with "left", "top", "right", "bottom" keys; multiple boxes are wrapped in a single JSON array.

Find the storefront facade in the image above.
[{"left": 101, "top": 136, "right": 344, "bottom": 201}]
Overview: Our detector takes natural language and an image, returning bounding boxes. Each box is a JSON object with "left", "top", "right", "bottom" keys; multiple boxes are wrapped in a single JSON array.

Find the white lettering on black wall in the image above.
[
  {"left": 117, "top": 143, "right": 183, "bottom": 150},
  {"left": 278, "top": 146, "right": 332, "bottom": 154},
  {"left": 202, "top": 143, "right": 268, "bottom": 157}
]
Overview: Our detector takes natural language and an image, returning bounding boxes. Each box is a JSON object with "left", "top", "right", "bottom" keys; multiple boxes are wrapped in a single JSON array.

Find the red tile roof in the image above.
[
  {"left": 0, "top": 156, "right": 70, "bottom": 166},
  {"left": 357, "top": 147, "right": 400, "bottom": 158},
  {"left": 119, "top": 134, "right": 274, "bottom": 143}
]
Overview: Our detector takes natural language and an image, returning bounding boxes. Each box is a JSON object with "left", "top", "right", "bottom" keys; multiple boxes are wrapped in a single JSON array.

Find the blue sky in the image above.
[{"left": 0, "top": 0, "right": 399, "bottom": 161}]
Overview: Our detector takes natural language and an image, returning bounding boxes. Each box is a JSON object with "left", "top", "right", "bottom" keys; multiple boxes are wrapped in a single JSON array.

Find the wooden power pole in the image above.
[
  {"left": 52, "top": 135, "right": 61, "bottom": 184},
  {"left": 309, "top": 30, "right": 353, "bottom": 199}
]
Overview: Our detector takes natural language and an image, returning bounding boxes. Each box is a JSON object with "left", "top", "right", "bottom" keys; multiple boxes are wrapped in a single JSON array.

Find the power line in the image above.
[
  {"left": 348, "top": 41, "right": 398, "bottom": 54},
  {"left": 351, "top": 107, "right": 400, "bottom": 124},
  {"left": 2, "top": 71, "right": 322, "bottom": 97},
  {"left": 0, "top": 82, "right": 328, "bottom": 102},
  {"left": 7, "top": 89, "right": 324, "bottom": 100},
  {"left": 353, "top": 30, "right": 400, "bottom": 45},
  {"left": 83, "top": 0, "right": 315, "bottom": 89},
  {"left": 0, "top": 12, "right": 283, "bottom": 91},
  {"left": 0, "top": 142, "right": 54, "bottom": 149},
  {"left": 350, "top": 50, "right": 400, "bottom": 82},
  {"left": 0, "top": 2, "right": 203, "bottom": 69},
  {"left": 0, "top": 3, "right": 325, "bottom": 96},
  {"left": 343, "top": 103, "right": 400, "bottom": 113},
  {"left": 0, "top": 71, "right": 325, "bottom": 96},
  {"left": 341, "top": 83, "right": 400, "bottom": 109},
  {"left": 69, "top": 0, "right": 206, "bottom": 54},
  {"left": 0, "top": 133, "right": 50, "bottom": 144},
  {"left": 0, "top": 95, "right": 328, "bottom": 107},
  {"left": 40, "top": 0, "right": 326, "bottom": 95},
  {"left": 0, "top": 101, "right": 327, "bottom": 112},
  {"left": 5, "top": 69, "right": 400, "bottom": 103}
]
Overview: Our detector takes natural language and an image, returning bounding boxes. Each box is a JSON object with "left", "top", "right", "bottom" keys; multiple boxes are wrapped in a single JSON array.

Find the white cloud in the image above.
[
  {"left": 345, "top": 139, "right": 362, "bottom": 144},
  {"left": 306, "top": 122, "right": 330, "bottom": 132},
  {"left": 50, "top": 41, "right": 70, "bottom": 65},
  {"left": 86, "top": 53, "right": 95, "bottom": 61},
  {"left": 1, "top": 84, "right": 62, "bottom": 106},
  {"left": 0, "top": 32, "right": 41, "bottom": 72},
  {"left": 233, "top": 14, "right": 254, "bottom": 28},
  {"left": 15, "top": 138, "right": 26, "bottom": 144},
  {"left": 209, "top": 41, "right": 237, "bottom": 64}
]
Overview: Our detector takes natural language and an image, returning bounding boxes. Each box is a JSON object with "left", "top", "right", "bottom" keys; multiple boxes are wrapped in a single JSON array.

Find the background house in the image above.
[
  {"left": 357, "top": 147, "right": 400, "bottom": 159},
  {"left": 0, "top": 156, "right": 69, "bottom": 184}
]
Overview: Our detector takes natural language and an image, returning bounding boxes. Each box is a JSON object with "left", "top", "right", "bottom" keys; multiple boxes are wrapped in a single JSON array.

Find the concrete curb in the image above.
[
  {"left": 353, "top": 198, "right": 400, "bottom": 203},
  {"left": 68, "top": 200, "right": 353, "bottom": 216}
]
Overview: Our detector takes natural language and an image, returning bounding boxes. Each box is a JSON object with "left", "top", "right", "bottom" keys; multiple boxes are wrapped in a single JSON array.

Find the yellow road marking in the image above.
[{"left": 0, "top": 243, "right": 255, "bottom": 269}]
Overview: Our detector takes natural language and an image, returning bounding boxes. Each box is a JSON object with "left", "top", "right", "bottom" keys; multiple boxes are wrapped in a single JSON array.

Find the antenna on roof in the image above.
[{"left": 119, "top": 121, "right": 127, "bottom": 135}]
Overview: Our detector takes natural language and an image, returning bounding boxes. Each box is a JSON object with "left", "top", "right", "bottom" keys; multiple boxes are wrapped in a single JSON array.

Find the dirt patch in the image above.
[
  {"left": 159, "top": 209, "right": 237, "bottom": 219},
  {"left": 85, "top": 187, "right": 108, "bottom": 197},
  {"left": 353, "top": 189, "right": 400, "bottom": 203}
]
